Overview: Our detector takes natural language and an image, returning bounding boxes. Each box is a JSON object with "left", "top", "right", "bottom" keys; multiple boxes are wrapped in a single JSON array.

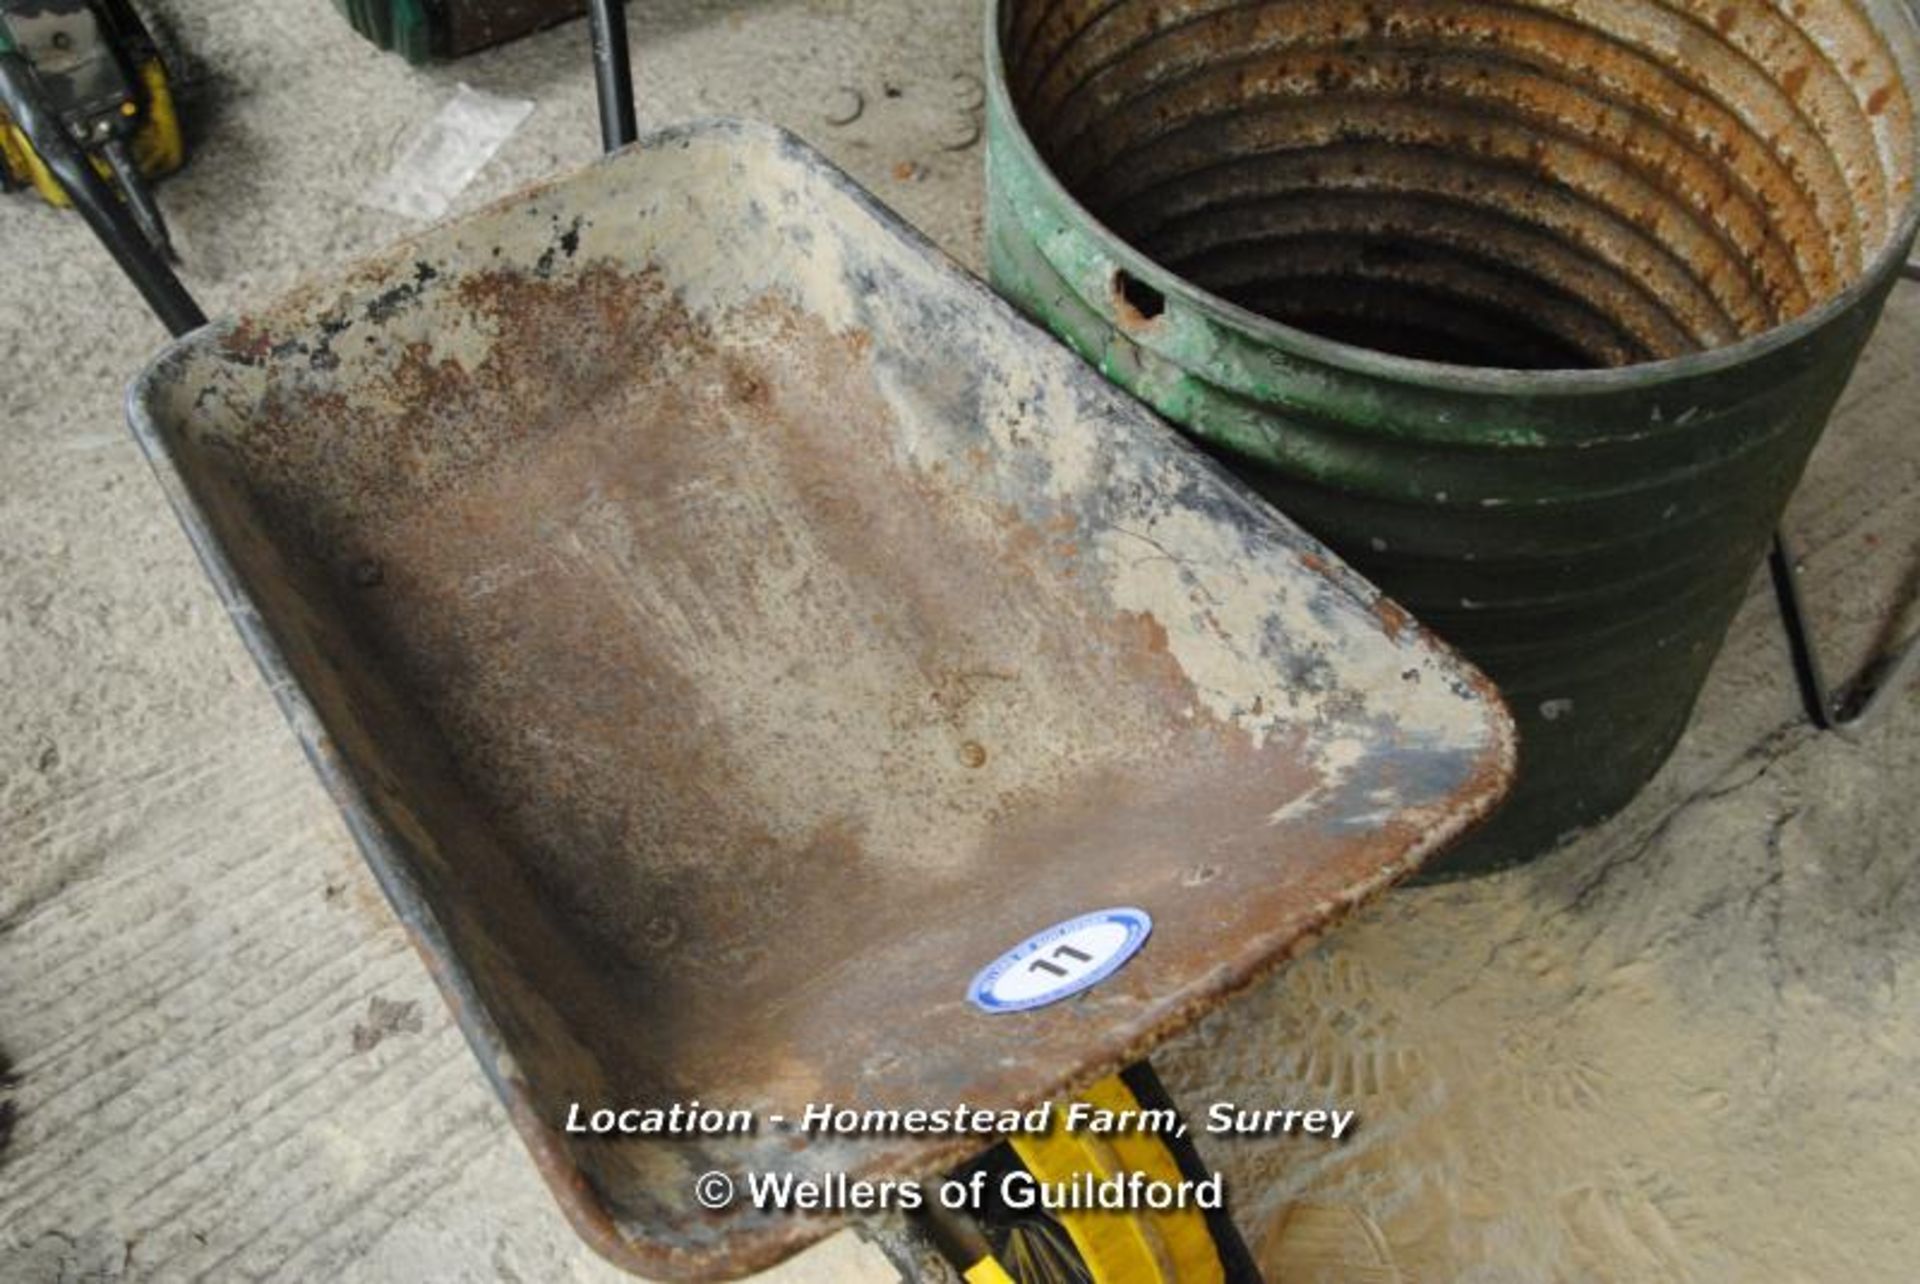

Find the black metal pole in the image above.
[
  {"left": 0, "top": 52, "right": 204, "bottom": 337},
  {"left": 1771, "top": 530, "right": 1920, "bottom": 733},
  {"left": 587, "top": 0, "right": 636, "bottom": 155}
]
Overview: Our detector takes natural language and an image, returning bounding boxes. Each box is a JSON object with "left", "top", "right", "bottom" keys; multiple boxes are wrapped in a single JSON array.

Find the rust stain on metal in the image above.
[{"left": 1374, "top": 598, "right": 1414, "bottom": 642}]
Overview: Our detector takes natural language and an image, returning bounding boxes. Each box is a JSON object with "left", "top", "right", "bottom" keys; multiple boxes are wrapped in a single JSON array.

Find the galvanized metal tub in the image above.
[{"left": 986, "top": 0, "right": 1920, "bottom": 873}]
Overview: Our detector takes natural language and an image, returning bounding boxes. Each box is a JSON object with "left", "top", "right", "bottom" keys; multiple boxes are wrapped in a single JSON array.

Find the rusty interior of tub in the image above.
[
  {"left": 130, "top": 123, "right": 1514, "bottom": 1279},
  {"left": 1000, "top": 0, "right": 1918, "bottom": 370}
]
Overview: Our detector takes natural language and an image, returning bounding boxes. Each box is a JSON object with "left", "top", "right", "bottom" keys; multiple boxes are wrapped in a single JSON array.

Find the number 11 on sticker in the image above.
[
  {"left": 1026, "top": 944, "right": 1094, "bottom": 979},
  {"left": 968, "top": 909, "right": 1153, "bottom": 1014}
]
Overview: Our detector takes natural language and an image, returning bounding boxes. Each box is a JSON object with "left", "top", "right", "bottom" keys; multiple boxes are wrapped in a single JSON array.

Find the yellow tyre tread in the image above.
[
  {"left": 1005, "top": 1075, "right": 1225, "bottom": 1284},
  {"left": 1078, "top": 1077, "right": 1225, "bottom": 1284}
]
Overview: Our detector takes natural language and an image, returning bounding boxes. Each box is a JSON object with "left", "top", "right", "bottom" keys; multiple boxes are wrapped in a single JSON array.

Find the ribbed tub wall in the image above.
[
  {"left": 1002, "top": 0, "right": 1915, "bottom": 370},
  {"left": 991, "top": 0, "right": 1917, "bottom": 870}
]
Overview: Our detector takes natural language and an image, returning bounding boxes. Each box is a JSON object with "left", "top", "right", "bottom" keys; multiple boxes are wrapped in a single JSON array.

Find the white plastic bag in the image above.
[{"left": 362, "top": 84, "right": 534, "bottom": 222}]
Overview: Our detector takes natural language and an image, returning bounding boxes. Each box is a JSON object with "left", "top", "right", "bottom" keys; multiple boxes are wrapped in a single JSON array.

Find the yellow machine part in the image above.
[
  {"left": 0, "top": 56, "right": 181, "bottom": 206},
  {"left": 1005, "top": 1075, "right": 1227, "bottom": 1284},
  {"left": 963, "top": 1259, "right": 1019, "bottom": 1284}
]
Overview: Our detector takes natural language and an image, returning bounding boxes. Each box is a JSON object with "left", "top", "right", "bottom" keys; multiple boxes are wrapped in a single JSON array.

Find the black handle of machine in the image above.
[
  {"left": 586, "top": 0, "right": 635, "bottom": 154},
  {"left": 0, "top": 50, "right": 203, "bottom": 337}
]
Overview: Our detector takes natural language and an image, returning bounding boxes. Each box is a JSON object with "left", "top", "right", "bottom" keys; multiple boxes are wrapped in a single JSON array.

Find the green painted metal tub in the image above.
[{"left": 985, "top": 0, "right": 1920, "bottom": 873}]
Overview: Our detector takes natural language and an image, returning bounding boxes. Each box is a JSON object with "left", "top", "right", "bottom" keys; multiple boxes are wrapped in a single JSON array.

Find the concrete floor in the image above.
[{"left": 3, "top": 2, "right": 1919, "bottom": 1281}]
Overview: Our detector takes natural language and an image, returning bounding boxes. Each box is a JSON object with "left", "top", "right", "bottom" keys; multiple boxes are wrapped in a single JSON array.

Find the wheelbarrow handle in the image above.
[{"left": 587, "top": 0, "right": 637, "bottom": 154}]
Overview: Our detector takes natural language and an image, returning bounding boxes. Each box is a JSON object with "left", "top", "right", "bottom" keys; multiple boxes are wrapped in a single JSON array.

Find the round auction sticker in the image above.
[{"left": 969, "top": 908, "right": 1153, "bottom": 1014}]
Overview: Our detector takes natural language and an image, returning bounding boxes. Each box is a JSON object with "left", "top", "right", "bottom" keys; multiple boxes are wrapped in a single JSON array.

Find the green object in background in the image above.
[
  {"left": 332, "top": 0, "right": 584, "bottom": 64},
  {"left": 983, "top": 0, "right": 1920, "bottom": 876},
  {"left": 333, "top": 0, "right": 433, "bottom": 63}
]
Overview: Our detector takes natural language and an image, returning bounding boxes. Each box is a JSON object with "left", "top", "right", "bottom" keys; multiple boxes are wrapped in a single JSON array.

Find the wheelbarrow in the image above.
[{"left": 126, "top": 91, "right": 1512, "bottom": 1284}]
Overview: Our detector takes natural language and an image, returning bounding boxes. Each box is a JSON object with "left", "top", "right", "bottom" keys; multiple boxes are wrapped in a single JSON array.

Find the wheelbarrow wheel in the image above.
[{"left": 950, "top": 1063, "right": 1261, "bottom": 1284}]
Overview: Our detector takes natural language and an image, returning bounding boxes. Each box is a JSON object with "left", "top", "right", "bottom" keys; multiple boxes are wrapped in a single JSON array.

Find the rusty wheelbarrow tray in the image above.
[{"left": 126, "top": 119, "right": 1513, "bottom": 1281}]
